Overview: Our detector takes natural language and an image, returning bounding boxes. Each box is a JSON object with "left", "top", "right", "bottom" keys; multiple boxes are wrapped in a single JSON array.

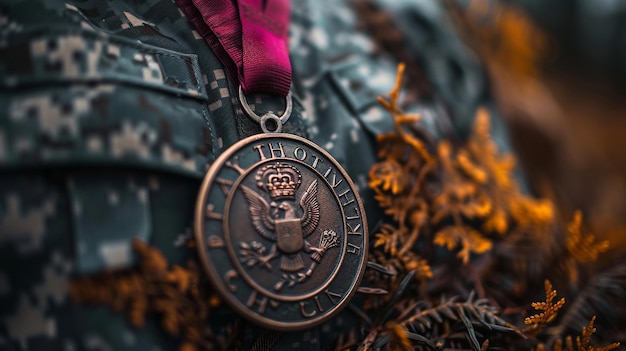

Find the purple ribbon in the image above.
[{"left": 177, "top": 0, "right": 292, "bottom": 96}]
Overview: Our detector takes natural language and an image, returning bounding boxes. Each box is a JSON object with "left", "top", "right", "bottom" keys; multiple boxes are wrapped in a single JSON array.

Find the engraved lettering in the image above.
[
  {"left": 330, "top": 174, "right": 343, "bottom": 188},
  {"left": 323, "top": 168, "right": 343, "bottom": 188},
  {"left": 300, "top": 301, "right": 317, "bottom": 318},
  {"left": 225, "top": 156, "right": 245, "bottom": 175},
  {"left": 325, "top": 290, "right": 342, "bottom": 305},
  {"left": 347, "top": 222, "right": 362, "bottom": 236},
  {"left": 347, "top": 243, "right": 361, "bottom": 255},
  {"left": 294, "top": 147, "right": 307, "bottom": 161},
  {"left": 224, "top": 270, "right": 238, "bottom": 292},
  {"left": 206, "top": 204, "right": 223, "bottom": 221},
  {"left": 253, "top": 145, "right": 267, "bottom": 160},
  {"left": 215, "top": 178, "right": 234, "bottom": 197},
  {"left": 324, "top": 167, "right": 332, "bottom": 178},
  {"left": 338, "top": 189, "right": 355, "bottom": 207},
  {"left": 247, "top": 291, "right": 268, "bottom": 314},
  {"left": 299, "top": 296, "right": 325, "bottom": 318},
  {"left": 346, "top": 207, "right": 360, "bottom": 220},
  {"left": 268, "top": 142, "right": 285, "bottom": 158},
  {"left": 207, "top": 235, "right": 225, "bottom": 248},
  {"left": 314, "top": 295, "right": 324, "bottom": 312},
  {"left": 253, "top": 143, "right": 285, "bottom": 160},
  {"left": 311, "top": 154, "right": 323, "bottom": 169}
]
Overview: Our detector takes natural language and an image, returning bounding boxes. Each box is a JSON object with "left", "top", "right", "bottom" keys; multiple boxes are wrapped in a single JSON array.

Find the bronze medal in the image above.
[{"left": 194, "top": 133, "right": 368, "bottom": 330}]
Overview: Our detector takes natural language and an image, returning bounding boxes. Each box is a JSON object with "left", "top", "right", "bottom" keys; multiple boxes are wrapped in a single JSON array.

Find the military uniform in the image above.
[{"left": 0, "top": 0, "right": 497, "bottom": 349}]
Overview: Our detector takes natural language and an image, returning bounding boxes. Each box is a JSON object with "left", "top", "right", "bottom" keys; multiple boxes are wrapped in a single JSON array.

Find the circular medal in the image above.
[{"left": 195, "top": 133, "right": 368, "bottom": 330}]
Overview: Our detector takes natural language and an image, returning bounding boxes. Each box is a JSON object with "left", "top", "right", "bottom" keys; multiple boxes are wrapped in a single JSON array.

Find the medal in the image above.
[
  {"left": 179, "top": 0, "right": 369, "bottom": 330},
  {"left": 195, "top": 133, "right": 368, "bottom": 330}
]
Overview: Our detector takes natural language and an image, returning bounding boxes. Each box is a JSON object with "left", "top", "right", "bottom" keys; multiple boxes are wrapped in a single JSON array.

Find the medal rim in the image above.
[{"left": 194, "top": 133, "right": 369, "bottom": 331}]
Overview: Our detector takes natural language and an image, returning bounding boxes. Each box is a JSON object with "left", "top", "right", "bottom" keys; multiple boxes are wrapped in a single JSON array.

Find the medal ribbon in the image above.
[{"left": 176, "top": 0, "right": 292, "bottom": 96}]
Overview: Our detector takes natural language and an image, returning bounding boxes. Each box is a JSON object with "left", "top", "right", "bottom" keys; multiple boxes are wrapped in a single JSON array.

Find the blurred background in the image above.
[{"left": 446, "top": 0, "right": 626, "bottom": 250}]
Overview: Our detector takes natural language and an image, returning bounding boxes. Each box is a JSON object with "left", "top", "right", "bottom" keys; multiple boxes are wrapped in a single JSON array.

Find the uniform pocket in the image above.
[
  {"left": 0, "top": 28, "right": 217, "bottom": 273},
  {"left": 0, "top": 29, "right": 216, "bottom": 178}
]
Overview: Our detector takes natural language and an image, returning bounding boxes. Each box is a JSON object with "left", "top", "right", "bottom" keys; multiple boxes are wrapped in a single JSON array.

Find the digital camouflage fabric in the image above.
[{"left": 0, "top": 0, "right": 494, "bottom": 350}]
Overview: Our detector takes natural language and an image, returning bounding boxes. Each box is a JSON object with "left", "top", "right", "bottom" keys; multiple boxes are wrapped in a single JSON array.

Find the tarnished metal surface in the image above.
[{"left": 195, "top": 133, "right": 368, "bottom": 330}]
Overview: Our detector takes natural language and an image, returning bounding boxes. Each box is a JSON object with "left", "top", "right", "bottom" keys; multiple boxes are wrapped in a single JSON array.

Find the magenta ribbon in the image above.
[{"left": 176, "top": 0, "right": 292, "bottom": 96}]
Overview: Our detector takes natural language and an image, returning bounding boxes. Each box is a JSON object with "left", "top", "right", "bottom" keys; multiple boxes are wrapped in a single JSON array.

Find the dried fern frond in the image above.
[
  {"left": 366, "top": 63, "right": 623, "bottom": 351},
  {"left": 566, "top": 211, "right": 610, "bottom": 263},
  {"left": 561, "top": 211, "right": 612, "bottom": 284},
  {"left": 70, "top": 239, "right": 222, "bottom": 351},
  {"left": 524, "top": 280, "right": 565, "bottom": 337},
  {"left": 363, "top": 294, "right": 517, "bottom": 351},
  {"left": 376, "top": 63, "right": 434, "bottom": 165},
  {"left": 404, "top": 293, "right": 518, "bottom": 332},
  {"left": 374, "top": 223, "right": 404, "bottom": 257},
  {"left": 537, "top": 316, "right": 620, "bottom": 351},
  {"left": 399, "top": 251, "right": 433, "bottom": 280},
  {"left": 463, "top": 108, "right": 554, "bottom": 235},
  {"left": 550, "top": 263, "right": 626, "bottom": 344},
  {"left": 369, "top": 68, "right": 435, "bottom": 275},
  {"left": 401, "top": 293, "right": 523, "bottom": 351},
  {"left": 433, "top": 225, "right": 492, "bottom": 265},
  {"left": 370, "top": 159, "right": 408, "bottom": 195},
  {"left": 432, "top": 140, "right": 493, "bottom": 264},
  {"left": 576, "top": 317, "right": 620, "bottom": 351}
]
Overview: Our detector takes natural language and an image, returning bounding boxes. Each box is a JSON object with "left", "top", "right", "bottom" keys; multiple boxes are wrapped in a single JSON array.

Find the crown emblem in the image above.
[{"left": 256, "top": 163, "right": 302, "bottom": 200}]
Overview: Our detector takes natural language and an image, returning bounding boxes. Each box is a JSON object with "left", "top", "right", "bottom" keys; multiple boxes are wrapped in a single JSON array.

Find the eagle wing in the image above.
[
  {"left": 240, "top": 185, "right": 276, "bottom": 241},
  {"left": 299, "top": 179, "right": 320, "bottom": 237}
]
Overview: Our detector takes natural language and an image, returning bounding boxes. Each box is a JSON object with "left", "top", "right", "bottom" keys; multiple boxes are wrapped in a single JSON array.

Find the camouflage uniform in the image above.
[{"left": 0, "top": 0, "right": 497, "bottom": 349}]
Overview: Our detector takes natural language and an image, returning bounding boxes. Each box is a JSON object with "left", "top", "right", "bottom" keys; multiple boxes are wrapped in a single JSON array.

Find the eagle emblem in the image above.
[
  {"left": 195, "top": 135, "right": 368, "bottom": 328},
  {"left": 239, "top": 162, "right": 323, "bottom": 272}
]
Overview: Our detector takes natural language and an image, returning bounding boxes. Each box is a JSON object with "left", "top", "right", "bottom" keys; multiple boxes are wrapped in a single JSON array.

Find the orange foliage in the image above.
[{"left": 70, "top": 239, "right": 218, "bottom": 351}]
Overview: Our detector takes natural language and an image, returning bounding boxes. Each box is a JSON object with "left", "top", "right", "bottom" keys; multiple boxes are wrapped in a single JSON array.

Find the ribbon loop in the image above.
[{"left": 238, "top": 85, "right": 292, "bottom": 133}]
